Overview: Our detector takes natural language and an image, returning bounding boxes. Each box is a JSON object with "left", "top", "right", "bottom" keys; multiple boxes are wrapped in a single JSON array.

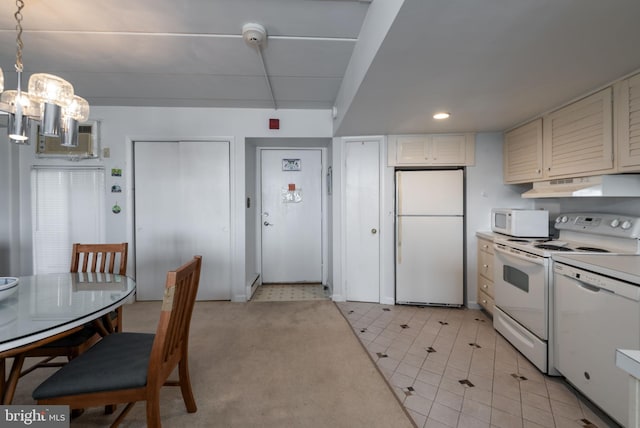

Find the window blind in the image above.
[{"left": 31, "top": 167, "right": 106, "bottom": 274}]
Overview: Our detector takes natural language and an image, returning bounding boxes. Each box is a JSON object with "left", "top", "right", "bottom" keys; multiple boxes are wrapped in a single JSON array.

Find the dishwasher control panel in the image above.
[{"left": 554, "top": 262, "right": 640, "bottom": 301}]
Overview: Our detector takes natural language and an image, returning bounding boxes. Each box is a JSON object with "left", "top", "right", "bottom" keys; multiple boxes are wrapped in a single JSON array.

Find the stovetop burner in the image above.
[
  {"left": 534, "top": 244, "right": 574, "bottom": 251},
  {"left": 575, "top": 247, "right": 610, "bottom": 253}
]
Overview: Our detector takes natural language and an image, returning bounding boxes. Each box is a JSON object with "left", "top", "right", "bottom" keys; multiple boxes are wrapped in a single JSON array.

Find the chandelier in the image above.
[{"left": 0, "top": 0, "right": 89, "bottom": 147}]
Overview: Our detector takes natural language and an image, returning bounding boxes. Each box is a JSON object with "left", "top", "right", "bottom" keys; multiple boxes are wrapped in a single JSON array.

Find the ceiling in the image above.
[{"left": 1, "top": 0, "right": 640, "bottom": 137}]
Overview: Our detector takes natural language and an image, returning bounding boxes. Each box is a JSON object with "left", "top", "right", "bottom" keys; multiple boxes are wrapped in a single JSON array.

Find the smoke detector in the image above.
[{"left": 242, "top": 23, "right": 267, "bottom": 47}]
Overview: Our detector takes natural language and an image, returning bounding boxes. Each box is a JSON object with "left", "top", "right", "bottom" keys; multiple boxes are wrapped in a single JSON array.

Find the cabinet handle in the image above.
[
  {"left": 482, "top": 299, "right": 487, "bottom": 304},
  {"left": 482, "top": 244, "right": 489, "bottom": 249},
  {"left": 482, "top": 284, "right": 488, "bottom": 289},
  {"left": 536, "top": 169, "right": 541, "bottom": 174},
  {"left": 483, "top": 264, "right": 489, "bottom": 268}
]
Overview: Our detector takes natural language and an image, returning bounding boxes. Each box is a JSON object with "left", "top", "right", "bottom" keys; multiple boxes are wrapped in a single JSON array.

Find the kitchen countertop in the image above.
[
  {"left": 476, "top": 231, "right": 500, "bottom": 240},
  {"left": 616, "top": 349, "right": 640, "bottom": 380},
  {"left": 552, "top": 254, "right": 640, "bottom": 285}
]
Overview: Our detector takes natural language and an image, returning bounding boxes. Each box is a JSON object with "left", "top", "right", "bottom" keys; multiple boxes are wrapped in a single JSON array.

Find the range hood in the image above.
[{"left": 522, "top": 174, "right": 640, "bottom": 198}]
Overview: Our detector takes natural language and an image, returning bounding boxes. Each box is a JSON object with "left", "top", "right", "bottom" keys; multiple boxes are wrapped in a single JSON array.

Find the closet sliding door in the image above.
[{"left": 134, "top": 140, "right": 230, "bottom": 300}]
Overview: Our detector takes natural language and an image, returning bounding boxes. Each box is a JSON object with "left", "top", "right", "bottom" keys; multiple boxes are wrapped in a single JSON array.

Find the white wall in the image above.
[
  {"left": 465, "top": 133, "right": 530, "bottom": 307},
  {"left": 0, "top": 121, "right": 24, "bottom": 276},
  {"left": 0, "top": 120, "right": 10, "bottom": 274},
  {"left": 12, "top": 106, "right": 332, "bottom": 301}
]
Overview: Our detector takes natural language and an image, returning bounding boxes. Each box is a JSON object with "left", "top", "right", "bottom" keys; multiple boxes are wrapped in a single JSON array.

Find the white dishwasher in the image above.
[{"left": 553, "top": 254, "right": 640, "bottom": 427}]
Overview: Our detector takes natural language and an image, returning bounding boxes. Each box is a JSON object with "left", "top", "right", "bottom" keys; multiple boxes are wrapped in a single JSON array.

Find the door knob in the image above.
[
  {"left": 264, "top": 221, "right": 273, "bottom": 226},
  {"left": 371, "top": 228, "right": 377, "bottom": 234}
]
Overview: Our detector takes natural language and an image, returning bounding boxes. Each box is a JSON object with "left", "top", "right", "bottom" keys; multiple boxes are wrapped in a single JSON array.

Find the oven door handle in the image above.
[{"left": 494, "top": 244, "right": 545, "bottom": 265}]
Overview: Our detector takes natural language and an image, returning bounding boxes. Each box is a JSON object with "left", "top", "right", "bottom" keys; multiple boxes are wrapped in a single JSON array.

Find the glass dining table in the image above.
[{"left": 0, "top": 272, "right": 136, "bottom": 404}]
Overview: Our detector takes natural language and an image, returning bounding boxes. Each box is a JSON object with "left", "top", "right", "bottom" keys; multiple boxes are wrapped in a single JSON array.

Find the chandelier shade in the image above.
[
  {"left": 1, "top": 1, "right": 89, "bottom": 146},
  {"left": 28, "top": 73, "right": 75, "bottom": 137},
  {"left": 28, "top": 73, "right": 74, "bottom": 106},
  {"left": 64, "top": 95, "right": 90, "bottom": 122},
  {"left": 0, "top": 90, "right": 40, "bottom": 117},
  {"left": 60, "top": 95, "right": 90, "bottom": 147}
]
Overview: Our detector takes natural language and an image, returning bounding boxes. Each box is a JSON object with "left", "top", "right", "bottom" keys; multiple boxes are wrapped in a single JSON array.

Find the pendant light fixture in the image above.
[
  {"left": 0, "top": 0, "right": 89, "bottom": 146},
  {"left": 60, "top": 95, "right": 90, "bottom": 147}
]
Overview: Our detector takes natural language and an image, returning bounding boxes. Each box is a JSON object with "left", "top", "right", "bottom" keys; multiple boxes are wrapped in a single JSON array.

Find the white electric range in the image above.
[{"left": 492, "top": 212, "right": 640, "bottom": 375}]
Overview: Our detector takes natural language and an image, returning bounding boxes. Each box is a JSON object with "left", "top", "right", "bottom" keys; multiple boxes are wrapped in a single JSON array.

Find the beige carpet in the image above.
[{"left": 12, "top": 300, "right": 414, "bottom": 428}]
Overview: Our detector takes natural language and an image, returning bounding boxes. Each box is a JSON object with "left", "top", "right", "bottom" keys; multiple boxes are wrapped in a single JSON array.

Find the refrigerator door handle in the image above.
[
  {"left": 397, "top": 171, "right": 402, "bottom": 216},
  {"left": 397, "top": 216, "right": 402, "bottom": 264}
]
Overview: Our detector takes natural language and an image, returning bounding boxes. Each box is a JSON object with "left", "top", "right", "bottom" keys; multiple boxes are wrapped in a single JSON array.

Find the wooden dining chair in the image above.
[
  {"left": 20, "top": 243, "right": 129, "bottom": 377},
  {"left": 33, "top": 255, "right": 202, "bottom": 428}
]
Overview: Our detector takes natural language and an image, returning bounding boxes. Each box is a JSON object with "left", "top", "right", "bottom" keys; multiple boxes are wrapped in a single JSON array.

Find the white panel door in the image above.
[
  {"left": 396, "top": 216, "right": 463, "bottom": 305},
  {"left": 135, "top": 140, "right": 230, "bottom": 300},
  {"left": 345, "top": 140, "right": 380, "bottom": 302},
  {"left": 260, "top": 149, "right": 322, "bottom": 283}
]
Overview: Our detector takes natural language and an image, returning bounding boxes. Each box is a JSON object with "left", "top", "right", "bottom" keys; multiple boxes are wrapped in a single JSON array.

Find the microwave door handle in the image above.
[{"left": 494, "top": 244, "right": 545, "bottom": 265}]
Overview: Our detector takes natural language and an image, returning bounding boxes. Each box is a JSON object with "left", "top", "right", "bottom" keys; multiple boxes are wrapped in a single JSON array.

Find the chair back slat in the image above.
[
  {"left": 71, "top": 243, "right": 128, "bottom": 275},
  {"left": 148, "top": 256, "right": 202, "bottom": 388}
]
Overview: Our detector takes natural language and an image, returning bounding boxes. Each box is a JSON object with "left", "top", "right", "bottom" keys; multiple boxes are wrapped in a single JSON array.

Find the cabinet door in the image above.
[
  {"left": 391, "top": 133, "right": 474, "bottom": 166},
  {"left": 617, "top": 73, "right": 640, "bottom": 170},
  {"left": 476, "top": 237, "right": 494, "bottom": 314},
  {"left": 431, "top": 134, "right": 468, "bottom": 165},
  {"left": 503, "top": 119, "right": 543, "bottom": 183},
  {"left": 543, "top": 88, "right": 614, "bottom": 178},
  {"left": 395, "top": 135, "right": 429, "bottom": 164}
]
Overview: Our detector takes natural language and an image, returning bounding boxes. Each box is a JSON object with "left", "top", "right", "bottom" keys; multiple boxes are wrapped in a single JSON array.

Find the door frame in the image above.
[
  {"left": 255, "top": 147, "right": 328, "bottom": 287},
  {"left": 335, "top": 136, "right": 393, "bottom": 304}
]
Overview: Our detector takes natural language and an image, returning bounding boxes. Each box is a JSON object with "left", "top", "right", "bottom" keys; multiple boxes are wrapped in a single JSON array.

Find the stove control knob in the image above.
[
  {"left": 621, "top": 220, "right": 632, "bottom": 230},
  {"left": 610, "top": 218, "right": 620, "bottom": 228},
  {"left": 556, "top": 215, "right": 568, "bottom": 224}
]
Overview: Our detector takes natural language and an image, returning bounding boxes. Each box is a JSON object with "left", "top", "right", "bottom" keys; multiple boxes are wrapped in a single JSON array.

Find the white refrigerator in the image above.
[{"left": 395, "top": 169, "right": 464, "bottom": 306}]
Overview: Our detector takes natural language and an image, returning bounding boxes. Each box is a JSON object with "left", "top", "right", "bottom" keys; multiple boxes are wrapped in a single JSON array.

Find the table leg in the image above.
[
  {"left": 3, "top": 355, "right": 26, "bottom": 404},
  {"left": 0, "top": 358, "right": 5, "bottom": 402}
]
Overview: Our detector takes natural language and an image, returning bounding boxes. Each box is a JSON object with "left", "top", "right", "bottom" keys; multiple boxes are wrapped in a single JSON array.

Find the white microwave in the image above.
[{"left": 491, "top": 208, "right": 549, "bottom": 237}]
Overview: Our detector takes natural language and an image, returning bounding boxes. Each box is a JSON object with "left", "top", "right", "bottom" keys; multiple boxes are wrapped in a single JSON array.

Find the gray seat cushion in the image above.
[{"left": 32, "top": 332, "right": 155, "bottom": 400}]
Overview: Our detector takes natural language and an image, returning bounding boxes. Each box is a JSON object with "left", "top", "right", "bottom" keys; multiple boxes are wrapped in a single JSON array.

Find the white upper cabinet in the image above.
[
  {"left": 388, "top": 133, "right": 475, "bottom": 166},
  {"left": 616, "top": 72, "right": 640, "bottom": 171},
  {"left": 543, "top": 88, "right": 614, "bottom": 178},
  {"left": 503, "top": 119, "right": 543, "bottom": 183}
]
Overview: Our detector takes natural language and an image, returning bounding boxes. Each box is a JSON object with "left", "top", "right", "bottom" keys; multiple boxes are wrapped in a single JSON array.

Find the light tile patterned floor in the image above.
[
  {"left": 251, "top": 283, "right": 330, "bottom": 302},
  {"left": 337, "top": 302, "right": 618, "bottom": 428}
]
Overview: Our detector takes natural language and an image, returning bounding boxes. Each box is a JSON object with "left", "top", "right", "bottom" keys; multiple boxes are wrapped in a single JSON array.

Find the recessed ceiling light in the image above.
[{"left": 433, "top": 112, "right": 451, "bottom": 120}]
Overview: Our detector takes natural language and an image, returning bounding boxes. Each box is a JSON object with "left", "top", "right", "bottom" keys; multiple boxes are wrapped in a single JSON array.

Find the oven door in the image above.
[{"left": 493, "top": 244, "right": 549, "bottom": 340}]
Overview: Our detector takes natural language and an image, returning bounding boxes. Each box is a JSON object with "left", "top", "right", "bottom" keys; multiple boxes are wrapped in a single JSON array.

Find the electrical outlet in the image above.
[{"left": 103, "top": 147, "right": 110, "bottom": 158}]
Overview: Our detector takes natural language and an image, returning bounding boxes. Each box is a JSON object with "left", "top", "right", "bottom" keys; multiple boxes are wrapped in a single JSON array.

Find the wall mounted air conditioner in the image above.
[{"left": 36, "top": 120, "right": 99, "bottom": 159}]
